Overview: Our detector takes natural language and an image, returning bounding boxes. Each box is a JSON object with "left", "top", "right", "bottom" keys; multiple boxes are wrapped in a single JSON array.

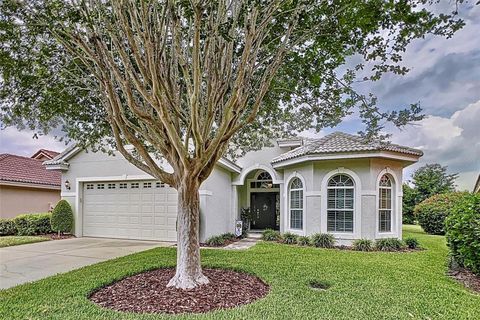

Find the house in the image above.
[
  {"left": 44, "top": 132, "right": 422, "bottom": 244},
  {"left": 474, "top": 174, "right": 480, "bottom": 193},
  {"left": 0, "top": 149, "right": 61, "bottom": 219}
]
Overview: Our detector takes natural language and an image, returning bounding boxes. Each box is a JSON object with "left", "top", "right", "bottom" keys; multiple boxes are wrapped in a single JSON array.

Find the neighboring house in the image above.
[
  {"left": 474, "top": 174, "right": 480, "bottom": 193},
  {"left": 45, "top": 132, "right": 422, "bottom": 244},
  {"left": 0, "top": 149, "right": 61, "bottom": 219}
]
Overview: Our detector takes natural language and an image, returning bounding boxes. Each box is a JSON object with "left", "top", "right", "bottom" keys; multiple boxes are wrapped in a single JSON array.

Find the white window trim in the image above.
[
  {"left": 284, "top": 172, "right": 306, "bottom": 235},
  {"left": 320, "top": 168, "right": 362, "bottom": 239},
  {"left": 375, "top": 168, "right": 400, "bottom": 238}
]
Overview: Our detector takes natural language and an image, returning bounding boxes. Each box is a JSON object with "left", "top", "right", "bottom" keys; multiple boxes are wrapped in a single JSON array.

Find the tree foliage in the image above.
[
  {"left": 411, "top": 163, "right": 458, "bottom": 204},
  {"left": 402, "top": 183, "right": 417, "bottom": 224}
]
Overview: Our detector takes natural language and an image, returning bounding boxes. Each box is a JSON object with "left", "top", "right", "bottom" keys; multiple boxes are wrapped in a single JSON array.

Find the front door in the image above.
[{"left": 250, "top": 192, "right": 277, "bottom": 230}]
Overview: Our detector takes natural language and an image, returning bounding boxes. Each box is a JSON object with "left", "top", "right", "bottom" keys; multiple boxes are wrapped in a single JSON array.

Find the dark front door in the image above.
[{"left": 250, "top": 192, "right": 277, "bottom": 230}]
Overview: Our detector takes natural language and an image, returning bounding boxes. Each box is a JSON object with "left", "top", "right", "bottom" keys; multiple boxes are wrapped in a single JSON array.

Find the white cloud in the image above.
[
  {"left": 391, "top": 100, "right": 480, "bottom": 191},
  {"left": 0, "top": 127, "right": 68, "bottom": 157}
]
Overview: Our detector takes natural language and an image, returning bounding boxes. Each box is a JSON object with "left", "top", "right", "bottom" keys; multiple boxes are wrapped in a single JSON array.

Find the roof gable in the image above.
[{"left": 272, "top": 132, "right": 423, "bottom": 164}]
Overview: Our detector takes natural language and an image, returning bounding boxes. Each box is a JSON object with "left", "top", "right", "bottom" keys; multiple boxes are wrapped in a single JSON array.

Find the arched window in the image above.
[
  {"left": 327, "top": 174, "right": 354, "bottom": 232},
  {"left": 257, "top": 171, "right": 272, "bottom": 181},
  {"left": 378, "top": 175, "right": 392, "bottom": 232},
  {"left": 289, "top": 178, "right": 303, "bottom": 230},
  {"left": 250, "top": 171, "right": 279, "bottom": 189}
]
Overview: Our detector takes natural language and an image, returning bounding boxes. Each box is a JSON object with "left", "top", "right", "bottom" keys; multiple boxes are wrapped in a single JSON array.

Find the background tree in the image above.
[
  {"left": 0, "top": 0, "right": 465, "bottom": 289},
  {"left": 402, "top": 183, "right": 417, "bottom": 224},
  {"left": 411, "top": 164, "right": 458, "bottom": 204}
]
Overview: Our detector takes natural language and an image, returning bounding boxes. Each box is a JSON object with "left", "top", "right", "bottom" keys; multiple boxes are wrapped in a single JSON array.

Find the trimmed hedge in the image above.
[
  {"left": 13, "top": 213, "right": 53, "bottom": 236},
  {"left": 51, "top": 200, "right": 74, "bottom": 234},
  {"left": 445, "top": 193, "right": 480, "bottom": 275},
  {"left": 0, "top": 218, "right": 17, "bottom": 236},
  {"left": 415, "top": 192, "right": 469, "bottom": 235}
]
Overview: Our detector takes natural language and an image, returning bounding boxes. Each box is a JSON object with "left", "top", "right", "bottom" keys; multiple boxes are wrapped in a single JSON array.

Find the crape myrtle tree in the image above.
[{"left": 0, "top": 0, "right": 465, "bottom": 289}]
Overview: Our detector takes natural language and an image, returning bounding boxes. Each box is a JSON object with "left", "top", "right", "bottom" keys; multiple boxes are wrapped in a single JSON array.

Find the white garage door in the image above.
[{"left": 82, "top": 180, "right": 177, "bottom": 241}]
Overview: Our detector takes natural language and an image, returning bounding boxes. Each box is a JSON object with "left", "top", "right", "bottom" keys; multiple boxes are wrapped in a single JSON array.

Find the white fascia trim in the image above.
[
  {"left": 272, "top": 151, "right": 420, "bottom": 169},
  {"left": 277, "top": 140, "right": 303, "bottom": 148},
  {"left": 45, "top": 163, "right": 70, "bottom": 171},
  {"left": 217, "top": 158, "right": 242, "bottom": 173},
  {"left": 0, "top": 181, "right": 61, "bottom": 190}
]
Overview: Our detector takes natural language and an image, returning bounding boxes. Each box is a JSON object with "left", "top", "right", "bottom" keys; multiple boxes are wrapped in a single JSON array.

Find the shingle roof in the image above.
[
  {"left": 0, "top": 154, "right": 61, "bottom": 187},
  {"left": 271, "top": 132, "right": 423, "bottom": 164}
]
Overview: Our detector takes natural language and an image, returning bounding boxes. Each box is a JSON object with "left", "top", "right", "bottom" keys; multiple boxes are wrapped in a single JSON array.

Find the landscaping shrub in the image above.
[
  {"left": 14, "top": 213, "right": 53, "bottom": 236},
  {"left": 205, "top": 235, "right": 225, "bottom": 246},
  {"left": 375, "top": 238, "right": 404, "bottom": 252},
  {"left": 297, "top": 236, "right": 310, "bottom": 246},
  {"left": 0, "top": 218, "right": 17, "bottom": 236},
  {"left": 282, "top": 232, "right": 298, "bottom": 245},
  {"left": 404, "top": 237, "right": 420, "bottom": 249},
  {"left": 445, "top": 193, "right": 480, "bottom": 275},
  {"left": 353, "top": 239, "right": 373, "bottom": 251},
  {"left": 262, "top": 229, "right": 280, "bottom": 241},
  {"left": 51, "top": 200, "right": 74, "bottom": 235},
  {"left": 310, "top": 233, "right": 335, "bottom": 248},
  {"left": 415, "top": 192, "right": 469, "bottom": 235},
  {"left": 221, "top": 233, "right": 236, "bottom": 241}
]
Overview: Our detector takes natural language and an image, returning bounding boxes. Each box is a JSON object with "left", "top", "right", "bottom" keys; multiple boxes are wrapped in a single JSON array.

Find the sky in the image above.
[{"left": 0, "top": 2, "right": 479, "bottom": 191}]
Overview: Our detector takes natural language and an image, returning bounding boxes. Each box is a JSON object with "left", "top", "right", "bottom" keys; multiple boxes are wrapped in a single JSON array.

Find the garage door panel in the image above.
[{"left": 83, "top": 180, "right": 178, "bottom": 241}]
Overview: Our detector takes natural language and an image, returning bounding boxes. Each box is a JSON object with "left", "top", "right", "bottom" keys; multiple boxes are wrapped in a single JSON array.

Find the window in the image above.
[
  {"left": 131, "top": 182, "right": 139, "bottom": 189},
  {"left": 250, "top": 171, "right": 279, "bottom": 189},
  {"left": 86, "top": 184, "right": 94, "bottom": 190},
  {"left": 143, "top": 182, "right": 152, "bottom": 188},
  {"left": 107, "top": 183, "right": 116, "bottom": 189},
  {"left": 289, "top": 178, "right": 303, "bottom": 230},
  {"left": 119, "top": 183, "right": 127, "bottom": 189},
  {"left": 156, "top": 182, "right": 165, "bottom": 188},
  {"left": 97, "top": 184, "right": 105, "bottom": 189},
  {"left": 379, "top": 175, "right": 392, "bottom": 232},
  {"left": 327, "top": 174, "right": 354, "bottom": 232}
]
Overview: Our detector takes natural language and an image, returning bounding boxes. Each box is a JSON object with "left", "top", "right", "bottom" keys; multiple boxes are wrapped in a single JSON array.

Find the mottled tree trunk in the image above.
[{"left": 167, "top": 178, "right": 209, "bottom": 289}]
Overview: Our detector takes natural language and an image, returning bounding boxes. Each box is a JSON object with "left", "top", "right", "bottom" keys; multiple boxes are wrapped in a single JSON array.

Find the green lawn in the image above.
[
  {"left": 0, "top": 225, "right": 478, "bottom": 320},
  {"left": 0, "top": 235, "right": 49, "bottom": 248}
]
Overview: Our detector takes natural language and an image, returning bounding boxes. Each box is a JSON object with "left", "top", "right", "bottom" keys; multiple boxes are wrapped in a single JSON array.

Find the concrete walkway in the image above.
[
  {"left": 223, "top": 234, "right": 261, "bottom": 250},
  {"left": 0, "top": 237, "right": 172, "bottom": 290}
]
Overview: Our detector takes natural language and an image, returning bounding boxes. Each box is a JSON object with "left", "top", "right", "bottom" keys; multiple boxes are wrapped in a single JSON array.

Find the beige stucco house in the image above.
[
  {"left": 45, "top": 132, "right": 422, "bottom": 244},
  {"left": 0, "top": 149, "right": 61, "bottom": 219}
]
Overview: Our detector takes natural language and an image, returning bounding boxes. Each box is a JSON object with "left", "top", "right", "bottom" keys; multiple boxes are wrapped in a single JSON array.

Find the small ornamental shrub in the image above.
[
  {"left": 353, "top": 239, "right": 373, "bottom": 252},
  {"left": 262, "top": 229, "right": 281, "bottom": 241},
  {"left": 0, "top": 218, "right": 17, "bottom": 236},
  {"left": 282, "top": 232, "right": 298, "bottom": 245},
  {"left": 221, "top": 233, "right": 236, "bottom": 241},
  {"left": 404, "top": 237, "right": 420, "bottom": 249},
  {"left": 445, "top": 193, "right": 480, "bottom": 275},
  {"left": 310, "top": 233, "right": 335, "bottom": 248},
  {"left": 375, "top": 238, "right": 404, "bottom": 252},
  {"left": 205, "top": 235, "right": 225, "bottom": 246},
  {"left": 297, "top": 236, "right": 310, "bottom": 246},
  {"left": 14, "top": 213, "right": 53, "bottom": 236},
  {"left": 51, "top": 200, "right": 74, "bottom": 235},
  {"left": 415, "top": 192, "right": 469, "bottom": 235}
]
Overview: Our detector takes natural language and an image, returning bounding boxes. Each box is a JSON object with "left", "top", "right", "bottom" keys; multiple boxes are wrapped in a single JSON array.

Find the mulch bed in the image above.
[
  {"left": 89, "top": 268, "right": 270, "bottom": 314},
  {"left": 201, "top": 238, "right": 240, "bottom": 248},
  {"left": 449, "top": 267, "right": 480, "bottom": 293}
]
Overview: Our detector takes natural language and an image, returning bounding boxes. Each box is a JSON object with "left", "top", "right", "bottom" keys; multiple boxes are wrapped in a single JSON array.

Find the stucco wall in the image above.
[
  {"left": 59, "top": 149, "right": 234, "bottom": 242},
  {"left": 281, "top": 158, "right": 404, "bottom": 243},
  {"left": 0, "top": 185, "right": 60, "bottom": 218}
]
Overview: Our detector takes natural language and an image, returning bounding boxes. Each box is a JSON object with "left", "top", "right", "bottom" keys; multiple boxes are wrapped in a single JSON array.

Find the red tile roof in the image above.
[
  {"left": 30, "top": 149, "right": 60, "bottom": 160},
  {"left": 0, "top": 154, "right": 61, "bottom": 187}
]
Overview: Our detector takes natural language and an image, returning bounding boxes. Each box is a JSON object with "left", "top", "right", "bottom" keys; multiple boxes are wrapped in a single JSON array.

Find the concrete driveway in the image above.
[{"left": 0, "top": 237, "right": 173, "bottom": 290}]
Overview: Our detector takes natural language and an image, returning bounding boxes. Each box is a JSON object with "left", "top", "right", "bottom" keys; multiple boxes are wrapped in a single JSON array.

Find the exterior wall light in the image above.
[{"left": 65, "top": 180, "right": 71, "bottom": 190}]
